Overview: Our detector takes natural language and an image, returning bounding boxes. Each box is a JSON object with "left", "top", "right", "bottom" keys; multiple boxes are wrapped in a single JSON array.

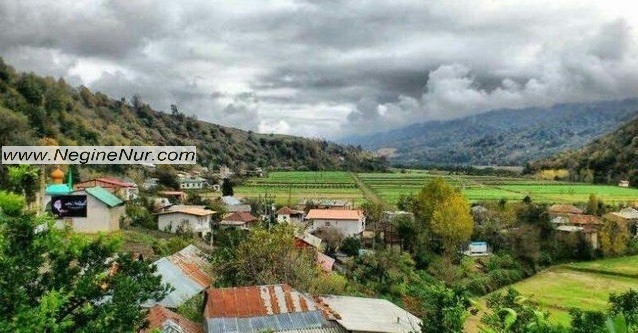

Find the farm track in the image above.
[{"left": 349, "top": 172, "right": 382, "bottom": 205}]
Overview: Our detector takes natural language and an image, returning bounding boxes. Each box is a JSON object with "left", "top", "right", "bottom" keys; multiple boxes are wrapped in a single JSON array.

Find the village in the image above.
[{"left": 33, "top": 165, "right": 638, "bottom": 333}]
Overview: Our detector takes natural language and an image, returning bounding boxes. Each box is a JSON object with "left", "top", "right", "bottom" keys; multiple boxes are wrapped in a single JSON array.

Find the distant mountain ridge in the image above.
[
  {"left": 528, "top": 116, "right": 638, "bottom": 187},
  {"left": 341, "top": 99, "right": 638, "bottom": 166},
  {"left": 0, "top": 58, "right": 386, "bottom": 176}
]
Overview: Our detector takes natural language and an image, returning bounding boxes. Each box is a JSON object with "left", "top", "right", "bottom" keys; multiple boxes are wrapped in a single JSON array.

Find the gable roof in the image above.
[
  {"left": 158, "top": 205, "right": 215, "bottom": 217},
  {"left": 84, "top": 186, "right": 124, "bottom": 207},
  {"left": 205, "top": 284, "right": 327, "bottom": 333},
  {"left": 316, "top": 295, "right": 422, "bottom": 333},
  {"left": 141, "top": 305, "right": 203, "bottom": 333},
  {"left": 549, "top": 204, "right": 584, "bottom": 215},
  {"left": 146, "top": 245, "right": 212, "bottom": 308},
  {"left": 611, "top": 207, "right": 638, "bottom": 220},
  {"left": 566, "top": 214, "right": 602, "bottom": 225},
  {"left": 277, "top": 206, "right": 299, "bottom": 215},
  {"left": 220, "top": 196, "right": 242, "bottom": 206},
  {"left": 222, "top": 212, "right": 258, "bottom": 223},
  {"left": 306, "top": 209, "right": 362, "bottom": 221}
]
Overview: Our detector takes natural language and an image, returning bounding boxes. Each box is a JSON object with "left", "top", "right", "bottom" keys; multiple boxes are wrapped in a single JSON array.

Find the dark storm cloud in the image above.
[{"left": 1, "top": 1, "right": 637, "bottom": 138}]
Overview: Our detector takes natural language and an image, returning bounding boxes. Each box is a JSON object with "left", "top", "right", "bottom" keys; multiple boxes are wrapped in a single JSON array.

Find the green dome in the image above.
[{"left": 45, "top": 184, "right": 73, "bottom": 195}]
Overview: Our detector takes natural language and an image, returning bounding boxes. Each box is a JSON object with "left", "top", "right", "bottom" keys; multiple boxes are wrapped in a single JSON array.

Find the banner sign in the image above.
[{"left": 51, "top": 195, "right": 88, "bottom": 218}]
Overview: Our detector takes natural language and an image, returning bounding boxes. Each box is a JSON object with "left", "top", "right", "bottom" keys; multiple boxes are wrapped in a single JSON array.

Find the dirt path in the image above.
[{"left": 349, "top": 172, "right": 382, "bottom": 204}]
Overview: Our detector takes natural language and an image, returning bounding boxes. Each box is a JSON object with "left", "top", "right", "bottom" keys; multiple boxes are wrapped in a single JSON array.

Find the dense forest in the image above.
[
  {"left": 0, "top": 58, "right": 386, "bottom": 175},
  {"left": 528, "top": 116, "right": 638, "bottom": 187},
  {"left": 343, "top": 99, "right": 638, "bottom": 166}
]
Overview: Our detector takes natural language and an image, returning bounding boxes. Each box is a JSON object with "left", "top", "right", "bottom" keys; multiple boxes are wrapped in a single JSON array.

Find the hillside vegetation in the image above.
[
  {"left": 342, "top": 100, "right": 638, "bottom": 166},
  {"left": 529, "top": 117, "right": 638, "bottom": 188},
  {"left": 0, "top": 58, "right": 386, "bottom": 176}
]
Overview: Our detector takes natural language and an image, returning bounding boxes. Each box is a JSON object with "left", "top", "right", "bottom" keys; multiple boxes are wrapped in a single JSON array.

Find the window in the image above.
[{"left": 325, "top": 221, "right": 330, "bottom": 226}]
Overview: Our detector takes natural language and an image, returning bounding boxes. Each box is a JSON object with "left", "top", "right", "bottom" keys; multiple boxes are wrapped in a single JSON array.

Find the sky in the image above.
[{"left": 1, "top": 0, "right": 638, "bottom": 139}]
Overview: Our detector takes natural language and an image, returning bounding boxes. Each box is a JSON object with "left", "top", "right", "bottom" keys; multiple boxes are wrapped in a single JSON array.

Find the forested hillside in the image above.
[
  {"left": 528, "top": 117, "right": 638, "bottom": 187},
  {"left": 342, "top": 100, "right": 638, "bottom": 166},
  {"left": 0, "top": 58, "right": 386, "bottom": 174}
]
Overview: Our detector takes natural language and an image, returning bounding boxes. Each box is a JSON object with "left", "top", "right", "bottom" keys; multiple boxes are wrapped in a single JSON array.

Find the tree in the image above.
[
  {"left": 154, "top": 165, "right": 180, "bottom": 190},
  {"left": 221, "top": 178, "right": 234, "bottom": 196},
  {"left": 415, "top": 177, "right": 459, "bottom": 224},
  {"left": 211, "top": 225, "right": 319, "bottom": 292},
  {"left": 430, "top": 193, "right": 473, "bottom": 257},
  {"left": 599, "top": 217, "right": 630, "bottom": 257},
  {"left": 586, "top": 194, "right": 600, "bottom": 215},
  {"left": 609, "top": 289, "right": 638, "bottom": 329},
  {"left": 341, "top": 236, "right": 362, "bottom": 256},
  {"left": 420, "top": 285, "right": 472, "bottom": 333},
  {"left": 314, "top": 226, "right": 345, "bottom": 256},
  {"left": 348, "top": 249, "right": 417, "bottom": 297},
  {"left": 0, "top": 212, "right": 169, "bottom": 331},
  {"left": 7, "top": 165, "right": 40, "bottom": 204}
]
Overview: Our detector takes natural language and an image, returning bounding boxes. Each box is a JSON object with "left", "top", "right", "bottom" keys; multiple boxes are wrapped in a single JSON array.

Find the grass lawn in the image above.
[{"left": 566, "top": 255, "right": 638, "bottom": 277}]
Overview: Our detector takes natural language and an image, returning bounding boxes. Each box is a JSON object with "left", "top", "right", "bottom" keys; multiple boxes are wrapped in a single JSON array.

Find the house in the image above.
[
  {"left": 276, "top": 206, "right": 304, "bottom": 224},
  {"left": 608, "top": 207, "right": 638, "bottom": 236},
  {"left": 74, "top": 177, "right": 139, "bottom": 201},
  {"left": 548, "top": 204, "right": 584, "bottom": 216},
  {"left": 306, "top": 209, "right": 366, "bottom": 238},
  {"left": 146, "top": 245, "right": 212, "bottom": 309},
  {"left": 204, "top": 284, "right": 336, "bottom": 333},
  {"left": 219, "top": 212, "right": 258, "bottom": 228},
  {"left": 619, "top": 180, "right": 630, "bottom": 187},
  {"left": 158, "top": 190, "right": 186, "bottom": 203},
  {"left": 65, "top": 186, "right": 125, "bottom": 233},
  {"left": 219, "top": 195, "right": 252, "bottom": 213},
  {"left": 295, "top": 232, "right": 323, "bottom": 249},
  {"left": 300, "top": 199, "right": 353, "bottom": 210},
  {"left": 157, "top": 205, "right": 215, "bottom": 237},
  {"left": 551, "top": 214, "right": 602, "bottom": 249},
  {"left": 179, "top": 176, "right": 207, "bottom": 190},
  {"left": 140, "top": 305, "right": 203, "bottom": 333},
  {"left": 316, "top": 295, "right": 422, "bottom": 333}
]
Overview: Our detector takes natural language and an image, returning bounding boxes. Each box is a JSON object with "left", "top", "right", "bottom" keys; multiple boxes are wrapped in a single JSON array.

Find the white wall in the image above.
[
  {"left": 70, "top": 195, "right": 123, "bottom": 233},
  {"left": 307, "top": 217, "right": 365, "bottom": 237},
  {"left": 158, "top": 212, "right": 211, "bottom": 236}
]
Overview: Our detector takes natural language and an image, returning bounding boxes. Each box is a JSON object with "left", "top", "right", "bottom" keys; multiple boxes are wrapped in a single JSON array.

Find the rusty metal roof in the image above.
[
  {"left": 145, "top": 245, "right": 212, "bottom": 308},
  {"left": 141, "top": 305, "right": 204, "bottom": 333},
  {"left": 205, "top": 284, "right": 327, "bottom": 333}
]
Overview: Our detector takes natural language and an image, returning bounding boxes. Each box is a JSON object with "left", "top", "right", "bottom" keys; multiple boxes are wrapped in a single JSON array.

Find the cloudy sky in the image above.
[{"left": 1, "top": 1, "right": 638, "bottom": 139}]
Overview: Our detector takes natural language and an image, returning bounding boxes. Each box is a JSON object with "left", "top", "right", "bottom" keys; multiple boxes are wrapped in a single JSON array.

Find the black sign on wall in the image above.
[{"left": 51, "top": 195, "right": 88, "bottom": 218}]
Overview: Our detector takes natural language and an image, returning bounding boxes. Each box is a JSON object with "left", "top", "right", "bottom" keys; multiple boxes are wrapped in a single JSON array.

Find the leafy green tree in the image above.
[
  {"left": 7, "top": 165, "right": 40, "bottom": 204},
  {"left": 348, "top": 249, "right": 417, "bottom": 298},
  {"left": 154, "top": 165, "right": 180, "bottom": 190},
  {"left": 609, "top": 289, "right": 638, "bottom": 329},
  {"left": 0, "top": 190, "right": 26, "bottom": 216},
  {"left": 0, "top": 212, "right": 169, "bottom": 332},
  {"left": 569, "top": 308, "right": 607, "bottom": 333},
  {"left": 599, "top": 217, "right": 630, "bottom": 257},
  {"left": 420, "top": 285, "right": 472, "bottom": 333},
  {"left": 341, "top": 236, "right": 362, "bottom": 256},
  {"left": 415, "top": 177, "right": 458, "bottom": 224}
]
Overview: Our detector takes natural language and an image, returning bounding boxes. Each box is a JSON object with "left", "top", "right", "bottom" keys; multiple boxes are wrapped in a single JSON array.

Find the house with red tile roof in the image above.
[
  {"left": 552, "top": 213, "right": 602, "bottom": 249},
  {"left": 74, "top": 177, "right": 139, "bottom": 200},
  {"left": 305, "top": 209, "right": 366, "bottom": 238},
  {"left": 276, "top": 206, "right": 305, "bottom": 224},
  {"left": 140, "top": 305, "right": 203, "bottom": 333},
  {"left": 219, "top": 211, "right": 259, "bottom": 228}
]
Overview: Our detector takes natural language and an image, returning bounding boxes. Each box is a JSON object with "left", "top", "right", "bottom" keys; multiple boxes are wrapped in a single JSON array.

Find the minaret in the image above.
[{"left": 51, "top": 167, "right": 64, "bottom": 184}]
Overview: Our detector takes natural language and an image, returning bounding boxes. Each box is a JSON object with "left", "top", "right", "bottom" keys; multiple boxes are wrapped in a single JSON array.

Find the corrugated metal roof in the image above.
[
  {"left": 276, "top": 326, "right": 347, "bottom": 333},
  {"left": 145, "top": 245, "right": 212, "bottom": 308},
  {"left": 205, "top": 284, "right": 328, "bottom": 333},
  {"left": 306, "top": 210, "right": 362, "bottom": 221},
  {"left": 84, "top": 186, "right": 124, "bottom": 207},
  {"left": 317, "top": 295, "right": 422, "bottom": 333},
  {"left": 221, "top": 196, "right": 242, "bottom": 206},
  {"left": 141, "top": 305, "right": 204, "bottom": 333},
  {"left": 611, "top": 207, "right": 638, "bottom": 219}
]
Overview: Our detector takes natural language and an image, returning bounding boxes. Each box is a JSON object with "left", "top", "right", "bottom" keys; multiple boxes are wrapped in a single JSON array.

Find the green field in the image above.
[
  {"left": 499, "top": 256, "right": 638, "bottom": 326},
  {"left": 234, "top": 171, "right": 365, "bottom": 206},
  {"left": 229, "top": 171, "right": 638, "bottom": 207}
]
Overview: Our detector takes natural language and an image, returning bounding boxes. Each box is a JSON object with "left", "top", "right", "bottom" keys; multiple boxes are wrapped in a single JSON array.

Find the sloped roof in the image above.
[
  {"left": 317, "top": 253, "right": 335, "bottom": 272},
  {"left": 220, "top": 196, "right": 242, "bottom": 206},
  {"left": 306, "top": 209, "right": 362, "bottom": 221},
  {"left": 146, "top": 245, "right": 212, "bottom": 308},
  {"left": 316, "top": 295, "right": 422, "bottom": 333},
  {"left": 45, "top": 184, "right": 73, "bottom": 195},
  {"left": 158, "top": 205, "right": 215, "bottom": 217},
  {"left": 566, "top": 214, "right": 602, "bottom": 225},
  {"left": 611, "top": 207, "right": 638, "bottom": 220},
  {"left": 85, "top": 186, "right": 124, "bottom": 207},
  {"left": 205, "top": 284, "right": 327, "bottom": 333},
  {"left": 549, "top": 204, "right": 584, "bottom": 215},
  {"left": 141, "top": 305, "right": 203, "bottom": 333},
  {"left": 222, "top": 212, "right": 258, "bottom": 223},
  {"left": 277, "top": 206, "right": 300, "bottom": 215},
  {"left": 295, "top": 233, "right": 322, "bottom": 249}
]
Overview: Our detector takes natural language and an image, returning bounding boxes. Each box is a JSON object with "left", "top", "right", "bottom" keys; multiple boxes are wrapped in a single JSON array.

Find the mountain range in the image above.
[
  {"left": 342, "top": 99, "right": 638, "bottom": 167},
  {"left": 0, "top": 58, "right": 386, "bottom": 180}
]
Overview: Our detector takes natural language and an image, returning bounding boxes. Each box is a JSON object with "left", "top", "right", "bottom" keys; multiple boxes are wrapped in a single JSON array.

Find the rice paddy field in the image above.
[{"left": 230, "top": 170, "right": 638, "bottom": 207}]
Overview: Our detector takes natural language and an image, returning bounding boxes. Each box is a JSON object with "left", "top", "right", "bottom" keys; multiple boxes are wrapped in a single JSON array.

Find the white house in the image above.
[
  {"left": 305, "top": 209, "right": 365, "bottom": 237},
  {"left": 63, "top": 187, "right": 125, "bottom": 233},
  {"left": 157, "top": 205, "right": 215, "bottom": 237},
  {"left": 276, "top": 206, "right": 304, "bottom": 224},
  {"left": 179, "top": 176, "right": 207, "bottom": 190}
]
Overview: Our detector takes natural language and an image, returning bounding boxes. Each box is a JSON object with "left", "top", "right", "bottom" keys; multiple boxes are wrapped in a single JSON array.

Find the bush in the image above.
[
  {"left": 0, "top": 190, "right": 25, "bottom": 216},
  {"left": 340, "top": 237, "right": 361, "bottom": 256}
]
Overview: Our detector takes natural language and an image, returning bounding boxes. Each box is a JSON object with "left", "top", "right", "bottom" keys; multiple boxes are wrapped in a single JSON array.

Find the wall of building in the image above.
[
  {"left": 158, "top": 212, "right": 211, "bottom": 236},
  {"left": 307, "top": 218, "right": 365, "bottom": 237},
  {"left": 71, "top": 195, "right": 122, "bottom": 233}
]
